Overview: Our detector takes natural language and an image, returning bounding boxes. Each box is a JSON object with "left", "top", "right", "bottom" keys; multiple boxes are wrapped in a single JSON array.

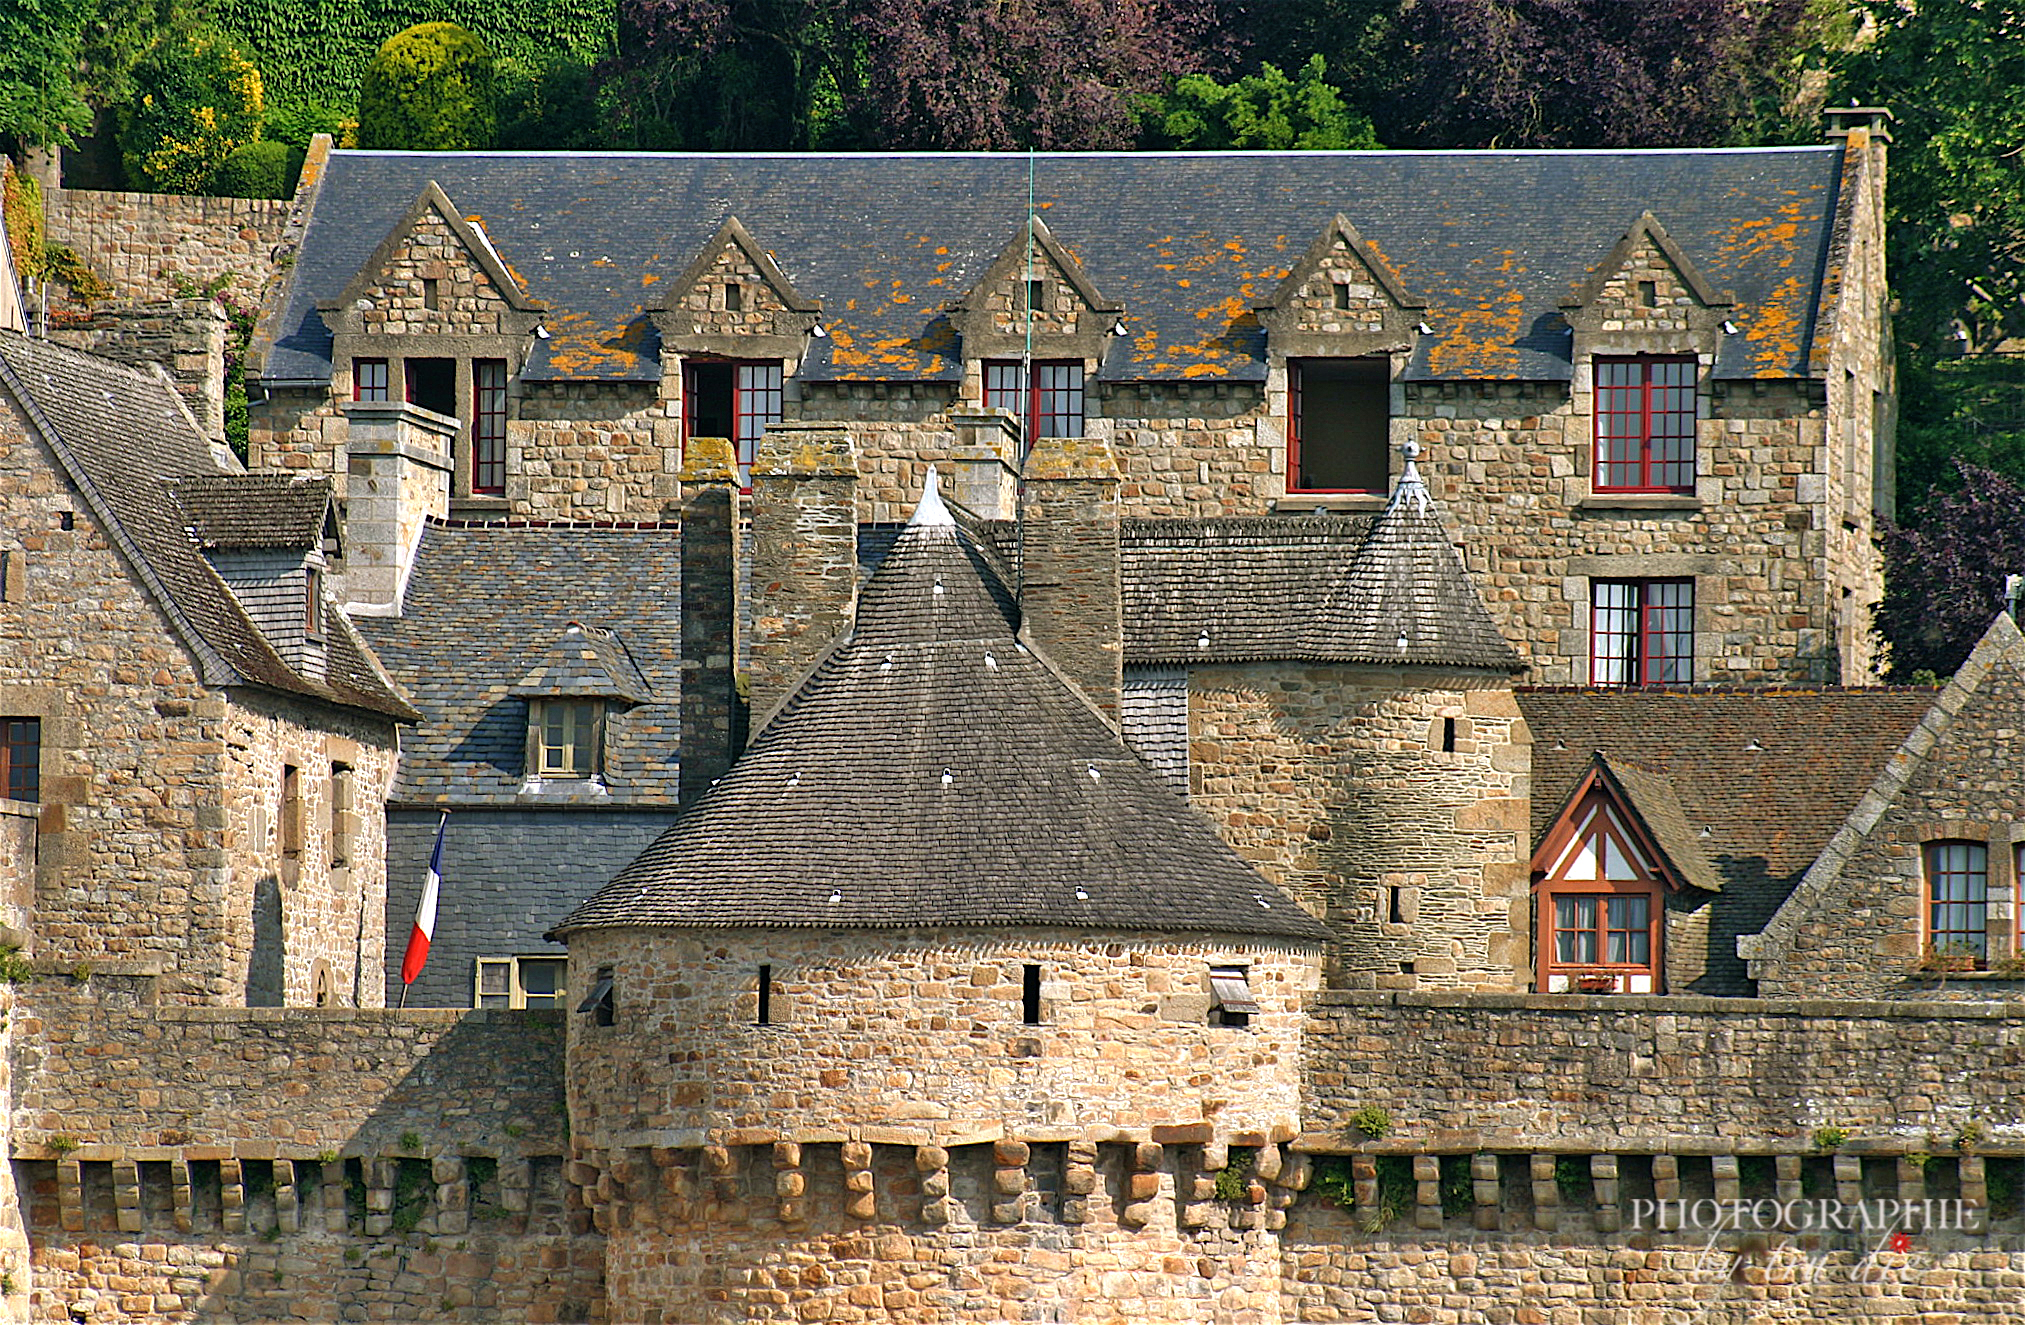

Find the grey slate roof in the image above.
[
  {"left": 0, "top": 331, "right": 414, "bottom": 721},
  {"left": 258, "top": 148, "right": 1849, "bottom": 386},
  {"left": 1520, "top": 687, "right": 1936, "bottom": 993},
  {"left": 554, "top": 494, "right": 1328, "bottom": 941},
  {"left": 353, "top": 520, "right": 684, "bottom": 803},
  {"left": 511, "top": 623, "right": 652, "bottom": 702},
  {"left": 1590, "top": 755, "right": 1722, "bottom": 896},
  {"left": 170, "top": 473, "right": 332, "bottom": 550}
]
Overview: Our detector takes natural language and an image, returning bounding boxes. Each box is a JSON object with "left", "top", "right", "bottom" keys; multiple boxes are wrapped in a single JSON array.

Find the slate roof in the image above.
[
  {"left": 258, "top": 148, "right": 1850, "bottom": 387},
  {"left": 1520, "top": 688, "right": 1935, "bottom": 988},
  {"left": 1580, "top": 755, "right": 1723, "bottom": 896},
  {"left": 510, "top": 623, "right": 652, "bottom": 703},
  {"left": 352, "top": 519, "right": 683, "bottom": 803},
  {"left": 554, "top": 479, "right": 1328, "bottom": 941},
  {"left": 0, "top": 331, "right": 414, "bottom": 720},
  {"left": 170, "top": 473, "right": 332, "bottom": 550}
]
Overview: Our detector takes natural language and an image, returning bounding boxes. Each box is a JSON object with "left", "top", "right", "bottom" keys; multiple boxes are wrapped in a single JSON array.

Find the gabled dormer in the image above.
[
  {"left": 1256, "top": 213, "right": 1423, "bottom": 359},
  {"left": 510, "top": 621, "right": 652, "bottom": 791},
  {"left": 1530, "top": 753, "right": 1719, "bottom": 994},
  {"left": 949, "top": 216, "right": 1122, "bottom": 363},
  {"left": 171, "top": 474, "right": 340, "bottom": 681},
  {"left": 317, "top": 181, "right": 542, "bottom": 343},
  {"left": 651, "top": 216, "right": 822, "bottom": 359},
  {"left": 1559, "top": 211, "right": 1732, "bottom": 358}
]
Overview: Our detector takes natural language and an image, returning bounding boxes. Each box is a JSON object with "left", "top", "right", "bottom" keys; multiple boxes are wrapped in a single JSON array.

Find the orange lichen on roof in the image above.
[
  {"left": 539, "top": 310, "right": 653, "bottom": 377},
  {"left": 641, "top": 274, "right": 659, "bottom": 285},
  {"left": 820, "top": 318, "right": 957, "bottom": 379},
  {"left": 1428, "top": 286, "right": 1527, "bottom": 378},
  {"left": 1741, "top": 273, "right": 1806, "bottom": 377},
  {"left": 1718, "top": 203, "right": 1804, "bottom": 268}
]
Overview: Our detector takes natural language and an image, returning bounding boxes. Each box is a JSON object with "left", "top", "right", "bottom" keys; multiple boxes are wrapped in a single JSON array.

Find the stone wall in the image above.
[
  {"left": 1188, "top": 666, "right": 1530, "bottom": 990},
  {"left": 41, "top": 191, "right": 289, "bottom": 305},
  {"left": 44, "top": 301, "right": 227, "bottom": 443},
  {"left": 1302, "top": 990, "right": 2025, "bottom": 1148},
  {"left": 562, "top": 928, "right": 1319, "bottom": 1152}
]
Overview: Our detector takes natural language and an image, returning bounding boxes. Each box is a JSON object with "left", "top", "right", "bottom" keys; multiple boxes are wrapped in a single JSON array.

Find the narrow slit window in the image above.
[
  {"left": 422, "top": 277, "right": 440, "bottom": 311},
  {"left": 0, "top": 718, "right": 39, "bottom": 803},
  {"left": 756, "top": 964, "right": 773, "bottom": 1024},
  {"left": 725, "top": 283, "right": 743, "bottom": 312},
  {"left": 1022, "top": 964, "right": 1042, "bottom": 1024},
  {"left": 1442, "top": 717, "right": 1456, "bottom": 752},
  {"left": 1332, "top": 280, "right": 1352, "bottom": 311},
  {"left": 1025, "top": 278, "right": 1045, "bottom": 318},
  {"left": 1388, "top": 887, "right": 1405, "bottom": 925},
  {"left": 576, "top": 966, "right": 616, "bottom": 1026}
]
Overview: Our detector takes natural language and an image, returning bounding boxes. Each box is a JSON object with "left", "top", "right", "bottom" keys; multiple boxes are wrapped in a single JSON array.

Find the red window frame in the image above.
[
  {"left": 1594, "top": 356, "right": 1696, "bottom": 492},
  {"left": 984, "top": 360, "right": 1084, "bottom": 448},
  {"left": 1926, "top": 840, "right": 1989, "bottom": 963},
  {"left": 0, "top": 718, "right": 38, "bottom": 803},
  {"left": 1590, "top": 579, "right": 1693, "bottom": 686},
  {"left": 1532, "top": 792, "right": 1665, "bottom": 993},
  {"left": 683, "top": 359, "right": 783, "bottom": 489},
  {"left": 1287, "top": 358, "right": 1390, "bottom": 495},
  {"left": 473, "top": 359, "right": 507, "bottom": 494},
  {"left": 353, "top": 358, "right": 389, "bottom": 402}
]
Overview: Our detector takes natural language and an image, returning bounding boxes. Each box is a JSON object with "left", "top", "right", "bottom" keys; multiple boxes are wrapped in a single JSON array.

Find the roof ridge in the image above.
[{"left": 430, "top": 516, "right": 684, "bottom": 531}]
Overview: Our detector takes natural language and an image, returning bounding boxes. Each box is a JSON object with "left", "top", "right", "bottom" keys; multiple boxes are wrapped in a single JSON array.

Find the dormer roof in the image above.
[
  {"left": 171, "top": 474, "right": 334, "bottom": 551},
  {"left": 1531, "top": 753, "right": 1719, "bottom": 896},
  {"left": 510, "top": 622, "right": 652, "bottom": 703},
  {"left": 317, "top": 180, "right": 541, "bottom": 322},
  {"left": 553, "top": 475, "right": 1327, "bottom": 942}
]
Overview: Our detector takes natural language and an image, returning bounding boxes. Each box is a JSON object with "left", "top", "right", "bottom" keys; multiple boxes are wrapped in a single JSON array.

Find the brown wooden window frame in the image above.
[
  {"left": 0, "top": 718, "right": 39, "bottom": 803},
  {"left": 1925, "top": 840, "right": 1989, "bottom": 965},
  {"left": 472, "top": 358, "right": 508, "bottom": 495},
  {"left": 1532, "top": 794, "right": 1666, "bottom": 994}
]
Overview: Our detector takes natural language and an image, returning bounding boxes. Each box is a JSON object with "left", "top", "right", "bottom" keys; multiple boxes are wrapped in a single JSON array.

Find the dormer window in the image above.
[
  {"left": 684, "top": 360, "right": 783, "bottom": 488},
  {"left": 305, "top": 566, "right": 323, "bottom": 638},
  {"left": 534, "top": 699, "right": 603, "bottom": 780}
]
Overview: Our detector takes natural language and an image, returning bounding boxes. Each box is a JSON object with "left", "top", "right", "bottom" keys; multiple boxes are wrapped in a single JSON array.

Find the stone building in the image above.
[{"left": 10, "top": 124, "right": 2025, "bottom": 1322}]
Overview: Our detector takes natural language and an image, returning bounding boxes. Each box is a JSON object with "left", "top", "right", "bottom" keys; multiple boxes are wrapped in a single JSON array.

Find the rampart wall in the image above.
[{"left": 40, "top": 191, "right": 289, "bottom": 306}]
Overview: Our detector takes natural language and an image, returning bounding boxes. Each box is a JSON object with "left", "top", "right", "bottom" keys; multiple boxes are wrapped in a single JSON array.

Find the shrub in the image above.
[
  {"left": 1348, "top": 1104, "right": 1393, "bottom": 1140},
  {"left": 1813, "top": 1125, "right": 1850, "bottom": 1151},
  {"left": 1212, "top": 1147, "right": 1256, "bottom": 1202},
  {"left": 208, "top": 139, "right": 303, "bottom": 199},
  {"left": 120, "top": 28, "right": 265, "bottom": 194},
  {"left": 357, "top": 23, "right": 497, "bottom": 152}
]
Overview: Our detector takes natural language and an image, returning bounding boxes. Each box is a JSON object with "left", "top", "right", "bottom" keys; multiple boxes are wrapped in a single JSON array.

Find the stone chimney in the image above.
[
  {"left": 749, "top": 422, "right": 858, "bottom": 721},
  {"left": 949, "top": 410, "right": 1020, "bottom": 519},
  {"left": 679, "top": 437, "right": 742, "bottom": 802},
  {"left": 342, "top": 401, "right": 453, "bottom": 615},
  {"left": 1019, "top": 435, "right": 1123, "bottom": 722},
  {"left": 1822, "top": 105, "right": 1893, "bottom": 143}
]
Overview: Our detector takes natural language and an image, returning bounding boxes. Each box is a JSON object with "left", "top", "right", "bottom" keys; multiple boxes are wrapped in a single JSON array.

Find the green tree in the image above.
[
  {"left": 119, "top": 28, "right": 266, "bottom": 194},
  {"left": 1140, "top": 55, "right": 1377, "bottom": 150},
  {"left": 496, "top": 55, "right": 605, "bottom": 151},
  {"left": 0, "top": 0, "right": 94, "bottom": 147},
  {"left": 357, "top": 23, "right": 499, "bottom": 151}
]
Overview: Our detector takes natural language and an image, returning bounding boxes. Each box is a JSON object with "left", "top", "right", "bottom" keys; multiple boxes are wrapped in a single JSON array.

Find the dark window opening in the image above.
[
  {"left": 422, "top": 278, "right": 440, "bottom": 311},
  {"left": 1388, "top": 887, "right": 1405, "bottom": 925},
  {"left": 280, "top": 764, "right": 301, "bottom": 858},
  {"left": 725, "top": 283, "right": 743, "bottom": 312},
  {"left": 684, "top": 360, "right": 782, "bottom": 488},
  {"left": 1636, "top": 280, "right": 1658, "bottom": 308},
  {"left": 1025, "top": 279, "right": 1045, "bottom": 317},
  {"left": 1290, "top": 357, "right": 1389, "bottom": 493},
  {"left": 1442, "top": 717, "right": 1456, "bottom": 752},
  {"left": 984, "top": 360, "right": 1085, "bottom": 447},
  {"left": 518, "top": 957, "right": 566, "bottom": 1008},
  {"left": 1398, "top": 961, "right": 1416, "bottom": 975},
  {"left": 1332, "top": 281, "right": 1352, "bottom": 311},
  {"left": 1209, "top": 965, "right": 1259, "bottom": 1029},
  {"left": 1591, "top": 578, "right": 1694, "bottom": 686},
  {"left": 304, "top": 566, "right": 322, "bottom": 637},
  {"left": 405, "top": 358, "right": 457, "bottom": 419},
  {"left": 473, "top": 359, "right": 507, "bottom": 494},
  {"left": 57, "top": 511, "right": 72, "bottom": 531},
  {"left": 1022, "top": 964, "right": 1042, "bottom": 1024},
  {"left": 577, "top": 966, "right": 616, "bottom": 1026},
  {"left": 353, "top": 358, "right": 389, "bottom": 402},
  {"left": 757, "top": 963, "right": 773, "bottom": 1025},
  {"left": 0, "top": 718, "right": 39, "bottom": 802}
]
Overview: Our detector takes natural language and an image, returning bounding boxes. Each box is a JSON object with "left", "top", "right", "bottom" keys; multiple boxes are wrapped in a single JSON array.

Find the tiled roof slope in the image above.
[
  {"left": 0, "top": 331, "right": 415, "bottom": 720},
  {"left": 1307, "top": 462, "right": 1523, "bottom": 671},
  {"left": 1594, "top": 756, "right": 1722, "bottom": 895},
  {"left": 170, "top": 473, "right": 331, "bottom": 549},
  {"left": 1520, "top": 688, "right": 1934, "bottom": 985},
  {"left": 353, "top": 521, "right": 683, "bottom": 803},
  {"left": 259, "top": 148, "right": 1847, "bottom": 386},
  {"left": 511, "top": 623, "right": 652, "bottom": 703},
  {"left": 555, "top": 488, "right": 1328, "bottom": 940}
]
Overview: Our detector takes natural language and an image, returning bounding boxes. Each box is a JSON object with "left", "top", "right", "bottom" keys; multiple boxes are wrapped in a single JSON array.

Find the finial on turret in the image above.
[{"left": 1389, "top": 439, "right": 1430, "bottom": 516}]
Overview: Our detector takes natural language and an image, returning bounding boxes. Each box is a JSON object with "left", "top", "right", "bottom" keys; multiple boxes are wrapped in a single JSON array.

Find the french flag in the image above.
[{"left": 400, "top": 812, "right": 449, "bottom": 993}]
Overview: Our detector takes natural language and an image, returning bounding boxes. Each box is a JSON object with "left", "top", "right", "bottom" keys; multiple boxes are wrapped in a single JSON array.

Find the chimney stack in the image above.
[
  {"left": 749, "top": 422, "right": 859, "bottom": 721},
  {"left": 949, "top": 410, "right": 1020, "bottom": 519},
  {"left": 679, "top": 436, "right": 743, "bottom": 801},
  {"left": 342, "top": 401, "right": 453, "bottom": 614},
  {"left": 1019, "top": 435, "right": 1123, "bottom": 721}
]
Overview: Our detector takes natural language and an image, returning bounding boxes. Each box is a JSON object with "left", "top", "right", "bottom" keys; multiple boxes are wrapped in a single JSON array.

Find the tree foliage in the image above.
[
  {"left": 0, "top": 0, "right": 94, "bottom": 148},
  {"left": 119, "top": 28, "right": 266, "bottom": 195},
  {"left": 1140, "top": 55, "right": 1377, "bottom": 151},
  {"left": 208, "top": 138, "right": 304, "bottom": 198},
  {"left": 357, "top": 23, "right": 498, "bottom": 152},
  {"left": 1876, "top": 462, "right": 2025, "bottom": 681}
]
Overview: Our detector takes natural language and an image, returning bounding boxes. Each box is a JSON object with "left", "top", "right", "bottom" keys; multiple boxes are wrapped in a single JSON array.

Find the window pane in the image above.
[
  {"left": 520, "top": 958, "right": 565, "bottom": 1007},
  {"left": 1554, "top": 895, "right": 1598, "bottom": 964},
  {"left": 570, "top": 702, "right": 596, "bottom": 776},
  {"left": 734, "top": 362, "right": 784, "bottom": 482},
  {"left": 1928, "top": 841, "right": 1988, "bottom": 956},
  {"left": 473, "top": 359, "right": 507, "bottom": 493},
  {"left": 1640, "top": 580, "right": 1694, "bottom": 684},
  {"left": 1594, "top": 358, "right": 1695, "bottom": 490},
  {"left": 1590, "top": 582, "right": 1636, "bottom": 685},
  {"left": 1034, "top": 362, "right": 1084, "bottom": 439},
  {"left": 354, "top": 358, "right": 388, "bottom": 402},
  {"left": 2, "top": 717, "right": 40, "bottom": 803},
  {"left": 1606, "top": 895, "right": 1651, "bottom": 965}
]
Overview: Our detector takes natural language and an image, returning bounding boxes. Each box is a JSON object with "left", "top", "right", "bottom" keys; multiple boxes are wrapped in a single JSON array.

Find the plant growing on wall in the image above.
[
  {"left": 356, "top": 23, "right": 498, "bottom": 151},
  {"left": 1212, "top": 1147, "right": 1257, "bottom": 1202},
  {"left": 119, "top": 27, "right": 265, "bottom": 194},
  {"left": 1348, "top": 1103, "right": 1393, "bottom": 1140}
]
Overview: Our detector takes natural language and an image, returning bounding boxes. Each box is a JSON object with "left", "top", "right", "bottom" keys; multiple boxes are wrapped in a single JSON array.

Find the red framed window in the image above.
[
  {"left": 1595, "top": 356, "right": 1696, "bottom": 491},
  {"left": 684, "top": 360, "right": 783, "bottom": 488},
  {"left": 984, "top": 360, "right": 1085, "bottom": 447},
  {"left": 1533, "top": 792, "right": 1664, "bottom": 993},
  {"left": 1289, "top": 357, "right": 1389, "bottom": 493},
  {"left": 1926, "top": 841, "right": 1988, "bottom": 962},
  {"left": 1591, "top": 579, "right": 1693, "bottom": 686},
  {"left": 0, "top": 718, "right": 38, "bottom": 803},
  {"left": 353, "top": 358, "right": 389, "bottom": 402},
  {"left": 473, "top": 359, "right": 507, "bottom": 494}
]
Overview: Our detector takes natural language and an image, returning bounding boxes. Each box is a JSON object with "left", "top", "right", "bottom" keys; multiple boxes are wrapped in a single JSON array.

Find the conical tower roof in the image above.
[
  {"left": 554, "top": 471, "right": 1326, "bottom": 942},
  {"left": 1307, "top": 443, "right": 1524, "bottom": 671}
]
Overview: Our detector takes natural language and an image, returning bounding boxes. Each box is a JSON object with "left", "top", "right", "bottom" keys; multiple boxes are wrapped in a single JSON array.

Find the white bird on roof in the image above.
[{"left": 909, "top": 466, "right": 955, "bottom": 528}]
